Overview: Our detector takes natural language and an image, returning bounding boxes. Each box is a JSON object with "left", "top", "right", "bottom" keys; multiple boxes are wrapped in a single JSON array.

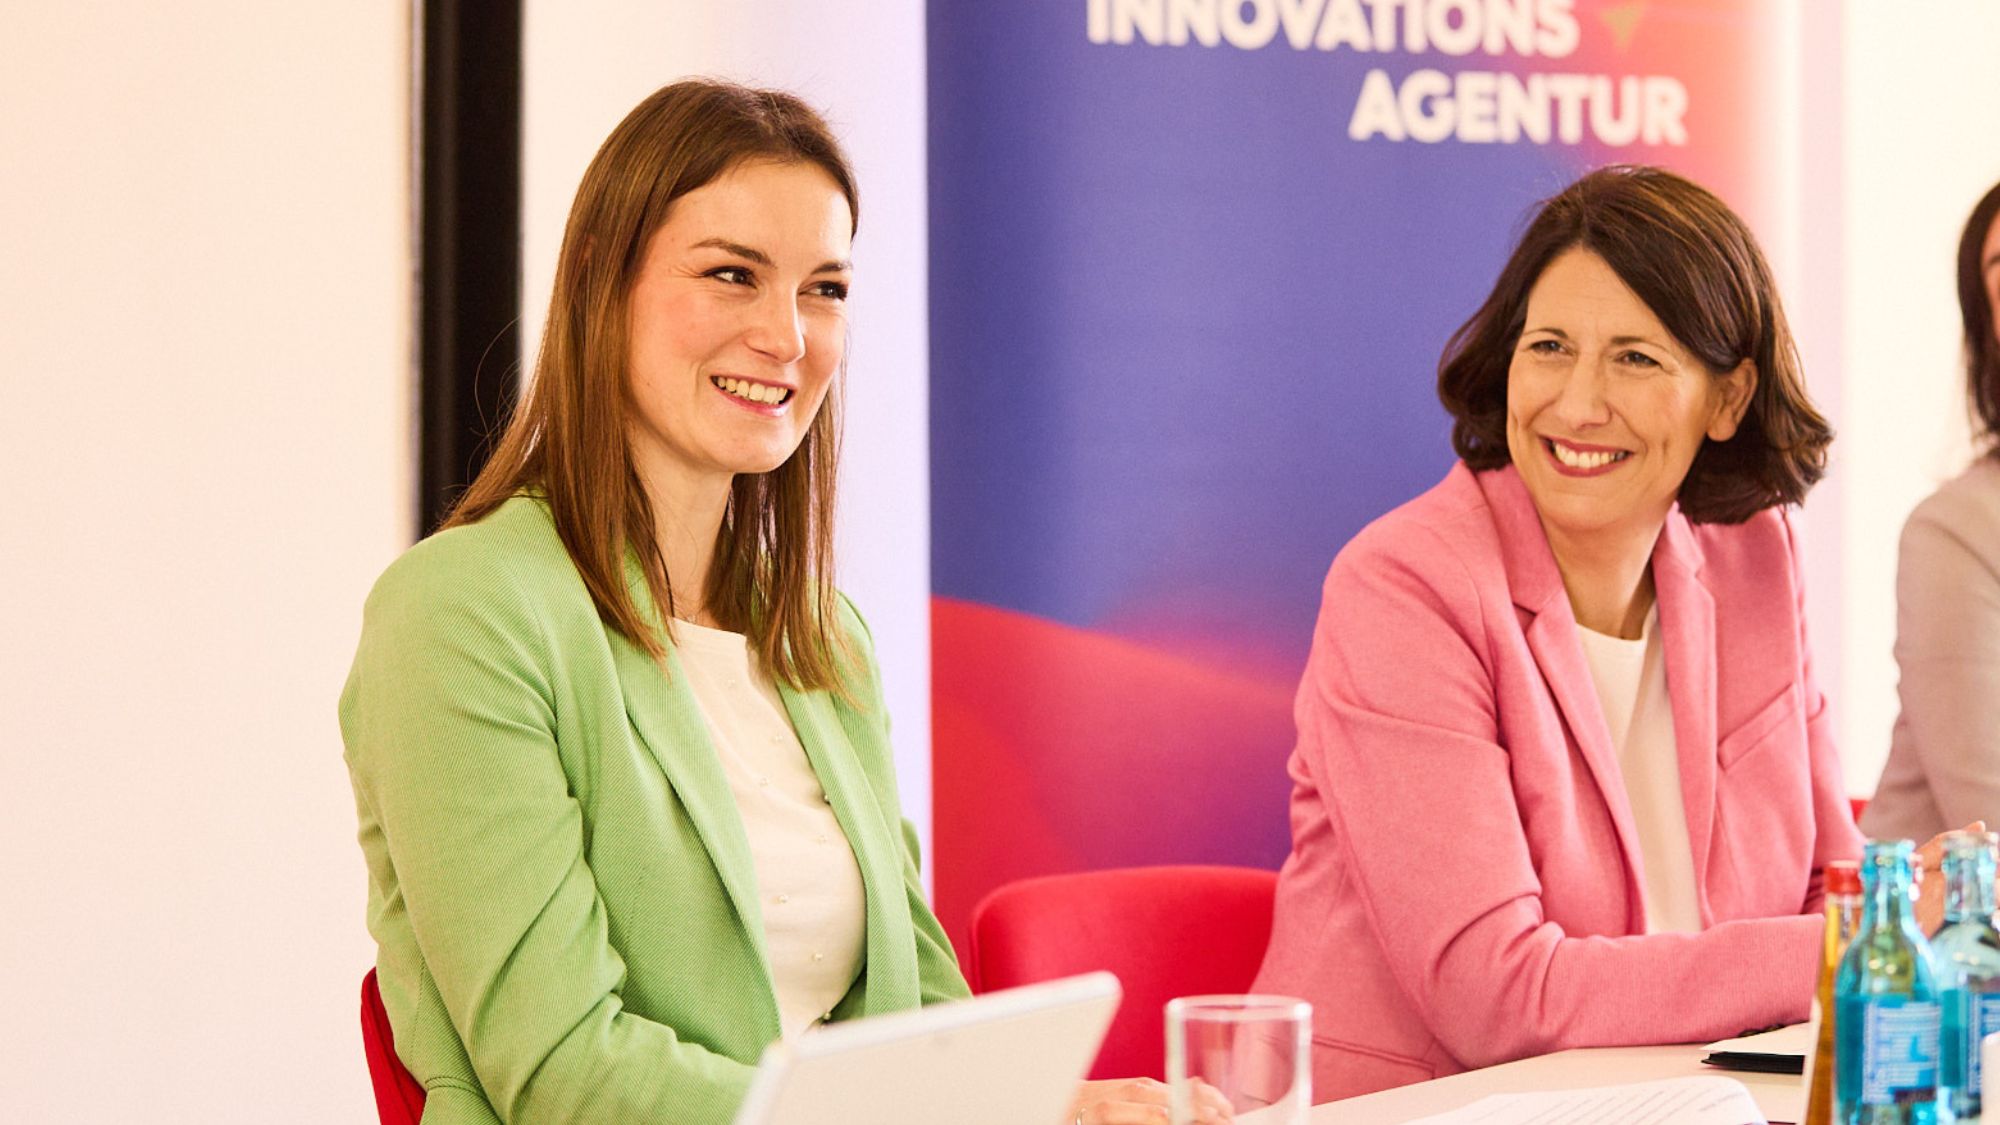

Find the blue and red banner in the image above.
[{"left": 928, "top": 0, "right": 1797, "bottom": 954}]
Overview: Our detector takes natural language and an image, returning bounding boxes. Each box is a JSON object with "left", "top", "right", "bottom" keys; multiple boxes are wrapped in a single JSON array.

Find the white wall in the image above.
[
  {"left": 1792, "top": 1, "right": 1848, "bottom": 787},
  {"left": 0, "top": 4, "right": 410, "bottom": 1121},
  {"left": 1836, "top": 0, "right": 2000, "bottom": 795},
  {"left": 519, "top": 0, "right": 936, "bottom": 861},
  {"left": 1768, "top": 1, "right": 1847, "bottom": 786}
]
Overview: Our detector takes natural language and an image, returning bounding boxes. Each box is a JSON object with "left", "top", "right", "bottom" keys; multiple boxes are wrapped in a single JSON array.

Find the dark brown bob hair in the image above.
[
  {"left": 1437, "top": 165, "right": 1830, "bottom": 525},
  {"left": 445, "top": 79, "right": 859, "bottom": 691},
  {"left": 1959, "top": 178, "right": 2000, "bottom": 449}
]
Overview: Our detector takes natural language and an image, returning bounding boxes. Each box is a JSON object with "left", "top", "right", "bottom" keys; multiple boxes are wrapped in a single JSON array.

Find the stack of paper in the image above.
[{"left": 1398, "top": 1074, "right": 1766, "bottom": 1124}]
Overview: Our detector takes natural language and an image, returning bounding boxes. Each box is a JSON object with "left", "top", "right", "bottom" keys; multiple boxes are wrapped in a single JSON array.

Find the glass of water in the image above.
[{"left": 1165, "top": 994, "right": 1312, "bottom": 1125}]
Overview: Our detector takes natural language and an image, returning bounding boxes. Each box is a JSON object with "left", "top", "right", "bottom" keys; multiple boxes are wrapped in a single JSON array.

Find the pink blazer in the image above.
[{"left": 1250, "top": 463, "right": 1862, "bottom": 1101}]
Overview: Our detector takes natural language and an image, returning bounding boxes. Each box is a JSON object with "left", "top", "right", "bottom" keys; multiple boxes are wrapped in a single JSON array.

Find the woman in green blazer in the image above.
[
  {"left": 341, "top": 79, "right": 962, "bottom": 1124},
  {"left": 343, "top": 80, "right": 1184, "bottom": 1125},
  {"left": 343, "top": 496, "right": 955, "bottom": 1123}
]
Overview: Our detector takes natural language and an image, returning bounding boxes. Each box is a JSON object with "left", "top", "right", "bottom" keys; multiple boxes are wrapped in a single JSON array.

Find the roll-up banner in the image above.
[{"left": 929, "top": 0, "right": 1795, "bottom": 952}]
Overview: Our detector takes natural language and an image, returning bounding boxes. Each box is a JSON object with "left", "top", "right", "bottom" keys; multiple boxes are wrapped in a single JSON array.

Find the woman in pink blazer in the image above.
[{"left": 1252, "top": 166, "right": 1954, "bottom": 1101}]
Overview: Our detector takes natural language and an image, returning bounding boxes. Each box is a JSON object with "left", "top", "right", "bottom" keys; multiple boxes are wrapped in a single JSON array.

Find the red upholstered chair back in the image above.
[
  {"left": 1850, "top": 796, "right": 1869, "bottom": 825},
  {"left": 361, "top": 969, "right": 427, "bottom": 1124},
  {"left": 967, "top": 865, "right": 1280, "bottom": 1081}
]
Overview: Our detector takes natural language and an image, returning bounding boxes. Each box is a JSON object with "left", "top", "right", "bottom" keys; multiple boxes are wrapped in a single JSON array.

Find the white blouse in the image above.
[
  {"left": 1576, "top": 607, "right": 1703, "bottom": 934},
  {"left": 672, "top": 618, "right": 867, "bottom": 1039}
]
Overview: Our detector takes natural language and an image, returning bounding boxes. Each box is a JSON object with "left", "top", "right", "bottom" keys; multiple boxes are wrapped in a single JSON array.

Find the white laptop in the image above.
[{"left": 732, "top": 971, "right": 1122, "bottom": 1125}]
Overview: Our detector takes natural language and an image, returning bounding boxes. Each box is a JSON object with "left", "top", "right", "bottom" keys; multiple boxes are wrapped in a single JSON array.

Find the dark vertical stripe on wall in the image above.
[{"left": 418, "top": 0, "right": 522, "bottom": 536}]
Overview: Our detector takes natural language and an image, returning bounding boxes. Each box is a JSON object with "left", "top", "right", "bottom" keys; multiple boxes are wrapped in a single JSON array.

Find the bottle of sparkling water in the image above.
[
  {"left": 1837, "top": 839, "right": 1944, "bottom": 1124},
  {"left": 1935, "top": 830, "right": 2000, "bottom": 1120}
]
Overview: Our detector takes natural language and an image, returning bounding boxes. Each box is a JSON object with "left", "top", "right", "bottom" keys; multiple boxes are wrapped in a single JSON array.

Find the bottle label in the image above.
[
  {"left": 1971, "top": 992, "right": 2000, "bottom": 1094},
  {"left": 1862, "top": 1000, "right": 1941, "bottom": 1106}
]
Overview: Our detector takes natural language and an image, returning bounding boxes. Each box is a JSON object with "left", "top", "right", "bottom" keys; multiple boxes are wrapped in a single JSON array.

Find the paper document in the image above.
[
  {"left": 1398, "top": 1075, "right": 1765, "bottom": 1124},
  {"left": 1702, "top": 1023, "right": 1811, "bottom": 1058},
  {"left": 1701, "top": 1022, "right": 1811, "bottom": 1074}
]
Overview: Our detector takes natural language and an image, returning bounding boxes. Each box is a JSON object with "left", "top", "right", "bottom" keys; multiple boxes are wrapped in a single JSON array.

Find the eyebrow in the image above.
[
  {"left": 1521, "top": 327, "right": 1664, "bottom": 348},
  {"left": 691, "top": 237, "right": 851, "bottom": 275}
]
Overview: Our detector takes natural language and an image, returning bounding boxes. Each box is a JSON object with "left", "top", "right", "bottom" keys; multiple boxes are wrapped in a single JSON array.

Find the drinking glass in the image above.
[{"left": 1165, "top": 994, "right": 1311, "bottom": 1125}]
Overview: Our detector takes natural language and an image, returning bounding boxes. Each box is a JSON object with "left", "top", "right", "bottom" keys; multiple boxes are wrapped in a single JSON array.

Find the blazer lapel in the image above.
[
  {"left": 778, "top": 683, "right": 917, "bottom": 1015},
  {"left": 1651, "top": 510, "right": 1718, "bottom": 925},
  {"left": 1478, "top": 466, "right": 1647, "bottom": 929},
  {"left": 609, "top": 625, "right": 774, "bottom": 986}
]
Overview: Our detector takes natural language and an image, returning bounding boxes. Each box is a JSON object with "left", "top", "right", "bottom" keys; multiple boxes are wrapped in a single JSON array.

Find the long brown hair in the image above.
[
  {"left": 1437, "top": 165, "right": 1830, "bottom": 524},
  {"left": 445, "top": 79, "right": 859, "bottom": 691},
  {"left": 1959, "top": 179, "right": 2000, "bottom": 451}
]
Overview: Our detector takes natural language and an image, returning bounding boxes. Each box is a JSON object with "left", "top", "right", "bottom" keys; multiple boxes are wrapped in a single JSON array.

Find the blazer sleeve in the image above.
[
  {"left": 1299, "top": 526, "right": 1821, "bottom": 1070},
  {"left": 838, "top": 595, "right": 972, "bottom": 1008},
  {"left": 1888, "top": 493, "right": 2000, "bottom": 830},
  {"left": 342, "top": 545, "right": 754, "bottom": 1125}
]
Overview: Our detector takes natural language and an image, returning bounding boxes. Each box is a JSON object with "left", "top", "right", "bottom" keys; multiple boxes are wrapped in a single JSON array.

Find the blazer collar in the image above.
[
  {"left": 1476, "top": 462, "right": 1570, "bottom": 619},
  {"left": 777, "top": 683, "right": 918, "bottom": 1015},
  {"left": 1651, "top": 508, "right": 1719, "bottom": 923},
  {"left": 1475, "top": 464, "right": 1719, "bottom": 927},
  {"left": 612, "top": 633, "right": 773, "bottom": 984},
  {"left": 1474, "top": 462, "right": 1711, "bottom": 620},
  {"left": 610, "top": 561, "right": 918, "bottom": 1018}
]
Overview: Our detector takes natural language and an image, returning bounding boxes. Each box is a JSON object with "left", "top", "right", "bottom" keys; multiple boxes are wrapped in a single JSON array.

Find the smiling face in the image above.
[
  {"left": 1505, "top": 247, "right": 1754, "bottom": 551},
  {"left": 624, "top": 158, "right": 854, "bottom": 500}
]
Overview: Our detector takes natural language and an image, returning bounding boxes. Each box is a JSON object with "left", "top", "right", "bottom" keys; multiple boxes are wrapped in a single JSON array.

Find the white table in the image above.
[{"left": 1310, "top": 1043, "right": 1804, "bottom": 1124}]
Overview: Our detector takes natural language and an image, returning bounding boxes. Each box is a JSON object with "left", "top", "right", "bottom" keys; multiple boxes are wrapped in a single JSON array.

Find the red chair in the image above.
[
  {"left": 1851, "top": 796, "right": 1869, "bottom": 825},
  {"left": 361, "top": 969, "right": 426, "bottom": 1124},
  {"left": 967, "top": 865, "right": 1280, "bottom": 1081}
]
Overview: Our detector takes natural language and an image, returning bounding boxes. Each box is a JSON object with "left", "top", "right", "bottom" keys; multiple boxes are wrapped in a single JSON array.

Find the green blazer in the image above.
[{"left": 341, "top": 497, "right": 968, "bottom": 1124}]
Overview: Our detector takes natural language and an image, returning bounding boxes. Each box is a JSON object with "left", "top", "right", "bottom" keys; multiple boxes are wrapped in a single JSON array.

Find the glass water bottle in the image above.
[
  {"left": 1836, "top": 839, "right": 1944, "bottom": 1124},
  {"left": 1935, "top": 830, "right": 2000, "bottom": 1120}
]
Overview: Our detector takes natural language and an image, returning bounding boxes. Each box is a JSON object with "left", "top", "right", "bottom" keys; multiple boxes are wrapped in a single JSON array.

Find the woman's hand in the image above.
[
  {"left": 1913, "top": 820, "right": 1986, "bottom": 935},
  {"left": 1066, "top": 1077, "right": 1232, "bottom": 1124}
]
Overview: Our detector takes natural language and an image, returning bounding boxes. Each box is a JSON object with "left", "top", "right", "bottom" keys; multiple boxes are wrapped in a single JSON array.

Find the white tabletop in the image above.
[{"left": 1310, "top": 1043, "right": 1804, "bottom": 1124}]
